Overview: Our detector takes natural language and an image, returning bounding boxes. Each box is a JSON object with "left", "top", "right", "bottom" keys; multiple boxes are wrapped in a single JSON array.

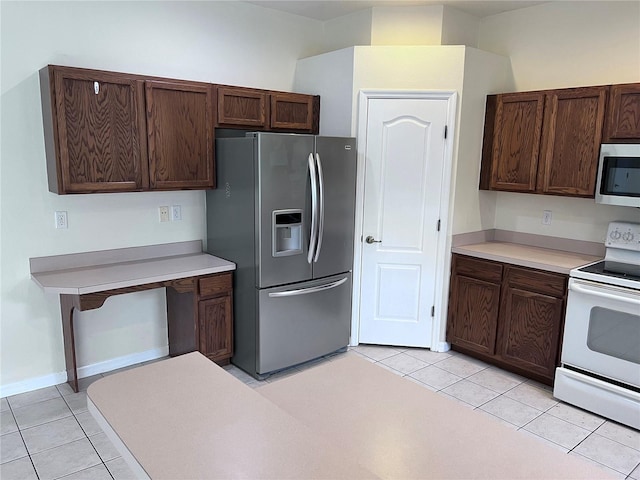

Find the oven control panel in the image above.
[{"left": 606, "top": 221, "right": 640, "bottom": 251}]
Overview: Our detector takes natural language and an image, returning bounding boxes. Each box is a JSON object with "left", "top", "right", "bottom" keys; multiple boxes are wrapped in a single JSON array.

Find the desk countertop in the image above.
[
  {"left": 452, "top": 241, "right": 601, "bottom": 274},
  {"left": 30, "top": 242, "right": 235, "bottom": 295}
]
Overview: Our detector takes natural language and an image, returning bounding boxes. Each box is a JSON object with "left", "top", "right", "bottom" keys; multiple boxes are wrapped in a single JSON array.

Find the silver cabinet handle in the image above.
[
  {"left": 314, "top": 153, "right": 324, "bottom": 263},
  {"left": 365, "top": 236, "right": 381, "bottom": 244},
  {"left": 307, "top": 153, "right": 318, "bottom": 264},
  {"left": 268, "top": 277, "right": 348, "bottom": 297}
]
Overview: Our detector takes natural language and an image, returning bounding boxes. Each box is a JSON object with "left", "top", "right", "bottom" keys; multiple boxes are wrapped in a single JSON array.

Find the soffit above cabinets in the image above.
[{"left": 245, "top": 1, "right": 548, "bottom": 21}]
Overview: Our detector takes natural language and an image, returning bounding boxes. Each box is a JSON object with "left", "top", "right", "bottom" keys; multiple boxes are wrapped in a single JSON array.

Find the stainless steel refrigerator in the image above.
[{"left": 206, "top": 132, "right": 357, "bottom": 379}]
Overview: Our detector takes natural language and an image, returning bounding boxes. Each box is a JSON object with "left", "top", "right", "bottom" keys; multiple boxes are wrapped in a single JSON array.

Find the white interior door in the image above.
[{"left": 358, "top": 97, "right": 448, "bottom": 347}]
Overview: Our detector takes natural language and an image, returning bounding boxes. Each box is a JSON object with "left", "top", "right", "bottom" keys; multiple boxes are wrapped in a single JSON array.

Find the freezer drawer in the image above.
[{"left": 257, "top": 272, "right": 352, "bottom": 375}]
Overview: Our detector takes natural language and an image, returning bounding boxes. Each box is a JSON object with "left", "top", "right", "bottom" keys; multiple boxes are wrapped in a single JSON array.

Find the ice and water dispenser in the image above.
[{"left": 272, "top": 209, "right": 303, "bottom": 257}]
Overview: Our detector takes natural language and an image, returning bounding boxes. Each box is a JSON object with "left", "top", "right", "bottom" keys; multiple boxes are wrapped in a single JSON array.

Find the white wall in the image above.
[
  {"left": 441, "top": 6, "right": 480, "bottom": 47},
  {"left": 294, "top": 48, "right": 355, "bottom": 137},
  {"left": 451, "top": 48, "right": 510, "bottom": 235},
  {"left": 0, "top": 1, "right": 323, "bottom": 393},
  {"left": 322, "top": 9, "right": 373, "bottom": 53},
  {"left": 370, "top": 6, "right": 444, "bottom": 45},
  {"left": 478, "top": 1, "right": 640, "bottom": 242}
]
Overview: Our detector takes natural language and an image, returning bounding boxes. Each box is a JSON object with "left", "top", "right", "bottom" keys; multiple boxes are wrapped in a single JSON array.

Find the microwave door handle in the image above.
[
  {"left": 307, "top": 153, "right": 318, "bottom": 264},
  {"left": 571, "top": 282, "right": 640, "bottom": 306}
]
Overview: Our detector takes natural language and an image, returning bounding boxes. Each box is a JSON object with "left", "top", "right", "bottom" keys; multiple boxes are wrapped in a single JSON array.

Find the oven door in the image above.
[{"left": 561, "top": 278, "right": 640, "bottom": 387}]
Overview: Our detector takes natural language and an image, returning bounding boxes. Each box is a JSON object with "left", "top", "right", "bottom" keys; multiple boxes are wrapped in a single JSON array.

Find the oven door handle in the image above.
[{"left": 571, "top": 281, "right": 640, "bottom": 306}]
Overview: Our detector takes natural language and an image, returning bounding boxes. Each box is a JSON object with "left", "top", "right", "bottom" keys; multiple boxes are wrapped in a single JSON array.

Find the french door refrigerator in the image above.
[{"left": 206, "top": 132, "right": 357, "bottom": 379}]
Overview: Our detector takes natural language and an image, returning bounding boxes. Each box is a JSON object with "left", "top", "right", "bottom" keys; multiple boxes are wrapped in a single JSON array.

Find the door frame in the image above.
[{"left": 350, "top": 89, "right": 458, "bottom": 351}]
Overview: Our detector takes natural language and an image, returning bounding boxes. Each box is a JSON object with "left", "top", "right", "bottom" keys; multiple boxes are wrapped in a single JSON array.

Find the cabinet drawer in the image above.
[
  {"left": 504, "top": 266, "right": 566, "bottom": 298},
  {"left": 199, "top": 273, "right": 232, "bottom": 298},
  {"left": 453, "top": 255, "right": 503, "bottom": 283}
]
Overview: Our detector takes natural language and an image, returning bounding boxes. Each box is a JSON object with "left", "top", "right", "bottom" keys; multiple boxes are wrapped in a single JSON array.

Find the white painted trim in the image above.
[
  {"left": 432, "top": 341, "right": 452, "bottom": 353},
  {"left": 0, "top": 346, "right": 168, "bottom": 397},
  {"left": 350, "top": 89, "right": 458, "bottom": 351}
]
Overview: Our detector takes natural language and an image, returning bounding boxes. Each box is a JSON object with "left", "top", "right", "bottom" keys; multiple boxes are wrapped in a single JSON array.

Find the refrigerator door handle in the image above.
[
  {"left": 268, "top": 277, "right": 348, "bottom": 297},
  {"left": 307, "top": 153, "right": 319, "bottom": 264},
  {"left": 314, "top": 153, "right": 325, "bottom": 263}
]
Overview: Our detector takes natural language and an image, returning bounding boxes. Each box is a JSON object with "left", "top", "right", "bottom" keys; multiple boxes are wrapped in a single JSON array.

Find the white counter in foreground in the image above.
[{"left": 88, "top": 352, "right": 615, "bottom": 479}]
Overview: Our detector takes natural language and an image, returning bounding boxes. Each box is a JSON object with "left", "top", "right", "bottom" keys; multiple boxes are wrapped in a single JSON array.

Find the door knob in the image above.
[{"left": 365, "top": 236, "right": 381, "bottom": 244}]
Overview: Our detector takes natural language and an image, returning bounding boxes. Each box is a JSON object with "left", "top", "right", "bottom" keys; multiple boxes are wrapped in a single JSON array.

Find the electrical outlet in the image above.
[
  {"left": 55, "top": 211, "right": 68, "bottom": 229},
  {"left": 542, "top": 210, "right": 552, "bottom": 225},
  {"left": 171, "top": 205, "right": 182, "bottom": 221},
  {"left": 159, "top": 206, "right": 170, "bottom": 223}
]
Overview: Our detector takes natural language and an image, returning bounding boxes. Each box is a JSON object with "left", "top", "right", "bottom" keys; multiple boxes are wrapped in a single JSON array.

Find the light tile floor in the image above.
[{"left": 1, "top": 347, "right": 639, "bottom": 479}]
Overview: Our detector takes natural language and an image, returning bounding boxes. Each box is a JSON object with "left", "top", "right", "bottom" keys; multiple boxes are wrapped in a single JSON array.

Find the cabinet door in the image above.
[
  {"left": 491, "top": 92, "right": 545, "bottom": 192},
  {"left": 217, "top": 86, "right": 267, "bottom": 128},
  {"left": 447, "top": 255, "right": 502, "bottom": 356},
  {"left": 270, "top": 93, "right": 315, "bottom": 131},
  {"left": 538, "top": 87, "right": 607, "bottom": 196},
  {"left": 198, "top": 295, "right": 233, "bottom": 361},
  {"left": 47, "top": 67, "right": 147, "bottom": 193},
  {"left": 604, "top": 83, "right": 640, "bottom": 142},
  {"left": 146, "top": 81, "right": 214, "bottom": 189},
  {"left": 448, "top": 275, "right": 501, "bottom": 356},
  {"left": 497, "top": 267, "right": 565, "bottom": 381}
]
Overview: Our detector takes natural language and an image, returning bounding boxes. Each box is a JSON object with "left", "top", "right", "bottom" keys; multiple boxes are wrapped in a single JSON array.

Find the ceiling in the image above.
[{"left": 245, "top": 1, "right": 548, "bottom": 21}]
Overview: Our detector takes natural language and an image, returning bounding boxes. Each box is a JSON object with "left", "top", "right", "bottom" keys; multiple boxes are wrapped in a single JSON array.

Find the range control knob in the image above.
[
  {"left": 623, "top": 232, "right": 634, "bottom": 242},
  {"left": 610, "top": 230, "right": 622, "bottom": 240}
]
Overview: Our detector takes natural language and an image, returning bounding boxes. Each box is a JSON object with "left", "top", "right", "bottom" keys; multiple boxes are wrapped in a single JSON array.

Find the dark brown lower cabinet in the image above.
[
  {"left": 447, "top": 254, "right": 567, "bottom": 385},
  {"left": 198, "top": 289, "right": 233, "bottom": 362},
  {"left": 447, "top": 255, "right": 502, "bottom": 356},
  {"left": 167, "top": 272, "right": 233, "bottom": 366}
]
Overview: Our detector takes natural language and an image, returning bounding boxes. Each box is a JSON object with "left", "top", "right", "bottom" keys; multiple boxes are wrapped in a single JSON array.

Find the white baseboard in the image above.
[
  {"left": 430, "top": 341, "right": 451, "bottom": 353},
  {"left": 0, "top": 346, "right": 169, "bottom": 398}
]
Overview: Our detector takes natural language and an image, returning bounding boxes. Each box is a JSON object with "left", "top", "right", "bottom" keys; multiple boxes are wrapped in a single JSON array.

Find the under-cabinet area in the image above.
[
  {"left": 479, "top": 82, "right": 640, "bottom": 197},
  {"left": 40, "top": 65, "right": 320, "bottom": 194}
]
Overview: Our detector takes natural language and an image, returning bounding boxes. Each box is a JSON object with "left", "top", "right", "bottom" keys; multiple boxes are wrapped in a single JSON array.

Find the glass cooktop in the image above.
[{"left": 578, "top": 261, "right": 640, "bottom": 282}]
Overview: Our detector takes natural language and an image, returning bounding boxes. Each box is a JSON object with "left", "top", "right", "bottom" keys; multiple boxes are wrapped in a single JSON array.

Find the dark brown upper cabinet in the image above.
[
  {"left": 538, "top": 86, "right": 607, "bottom": 196},
  {"left": 270, "top": 93, "right": 315, "bottom": 131},
  {"left": 215, "top": 85, "right": 319, "bottom": 134},
  {"left": 146, "top": 81, "right": 215, "bottom": 190},
  {"left": 217, "top": 86, "right": 267, "bottom": 128},
  {"left": 489, "top": 92, "right": 545, "bottom": 192},
  {"left": 41, "top": 65, "right": 321, "bottom": 194},
  {"left": 40, "top": 66, "right": 148, "bottom": 194},
  {"left": 603, "top": 83, "right": 640, "bottom": 142},
  {"left": 480, "top": 85, "right": 608, "bottom": 198}
]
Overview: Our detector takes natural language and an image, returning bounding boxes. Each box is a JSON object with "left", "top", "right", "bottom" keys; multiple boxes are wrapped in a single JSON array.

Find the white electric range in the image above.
[{"left": 554, "top": 221, "right": 640, "bottom": 430}]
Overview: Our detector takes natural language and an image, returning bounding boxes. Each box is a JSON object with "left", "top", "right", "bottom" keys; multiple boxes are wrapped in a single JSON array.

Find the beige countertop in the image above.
[
  {"left": 452, "top": 241, "right": 601, "bottom": 274},
  {"left": 87, "top": 353, "right": 376, "bottom": 480},
  {"left": 87, "top": 353, "right": 612, "bottom": 479},
  {"left": 31, "top": 253, "right": 235, "bottom": 295}
]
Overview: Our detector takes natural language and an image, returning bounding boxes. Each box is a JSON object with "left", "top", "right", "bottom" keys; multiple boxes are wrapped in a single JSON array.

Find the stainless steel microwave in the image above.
[{"left": 595, "top": 144, "right": 640, "bottom": 207}]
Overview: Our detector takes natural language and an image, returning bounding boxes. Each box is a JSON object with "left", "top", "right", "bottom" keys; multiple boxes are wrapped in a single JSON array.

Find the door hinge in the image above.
[
  {"left": 437, "top": 219, "right": 441, "bottom": 231},
  {"left": 444, "top": 125, "right": 448, "bottom": 139},
  {"left": 431, "top": 305, "right": 435, "bottom": 317}
]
